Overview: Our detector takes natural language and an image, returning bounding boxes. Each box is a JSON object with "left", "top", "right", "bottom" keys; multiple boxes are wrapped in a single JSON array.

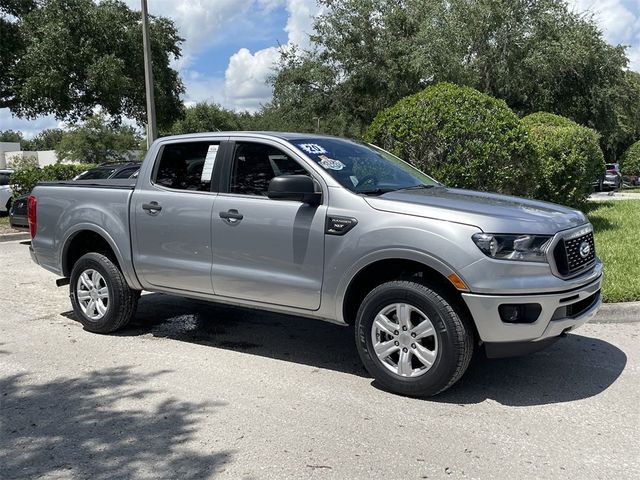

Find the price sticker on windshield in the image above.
[{"left": 297, "top": 143, "right": 328, "bottom": 155}]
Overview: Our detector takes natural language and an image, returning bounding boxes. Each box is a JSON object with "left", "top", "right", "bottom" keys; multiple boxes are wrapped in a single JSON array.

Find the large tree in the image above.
[
  {"left": 55, "top": 114, "right": 142, "bottom": 163},
  {"left": 0, "top": 0, "right": 184, "bottom": 129},
  {"left": 268, "top": 0, "right": 638, "bottom": 157},
  {"left": 166, "top": 102, "right": 245, "bottom": 135}
]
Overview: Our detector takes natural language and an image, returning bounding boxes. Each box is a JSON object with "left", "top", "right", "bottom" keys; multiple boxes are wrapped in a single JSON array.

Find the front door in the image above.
[
  {"left": 211, "top": 140, "right": 326, "bottom": 310},
  {"left": 132, "top": 140, "right": 222, "bottom": 294}
]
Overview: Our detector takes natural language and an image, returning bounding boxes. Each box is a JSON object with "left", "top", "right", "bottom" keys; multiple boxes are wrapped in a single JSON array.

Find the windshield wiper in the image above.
[
  {"left": 356, "top": 187, "right": 399, "bottom": 195},
  {"left": 396, "top": 184, "right": 435, "bottom": 191}
]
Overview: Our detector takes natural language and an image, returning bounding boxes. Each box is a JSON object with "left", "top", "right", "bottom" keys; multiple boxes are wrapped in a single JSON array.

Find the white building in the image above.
[{"left": 0, "top": 144, "right": 59, "bottom": 169}]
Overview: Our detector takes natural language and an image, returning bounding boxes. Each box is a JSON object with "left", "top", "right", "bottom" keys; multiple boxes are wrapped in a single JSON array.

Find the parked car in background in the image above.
[
  {"left": 593, "top": 163, "right": 622, "bottom": 191},
  {"left": 0, "top": 169, "right": 14, "bottom": 214},
  {"left": 9, "top": 162, "right": 141, "bottom": 229},
  {"left": 9, "top": 194, "right": 28, "bottom": 229},
  {"left": 73, "top": 161, "right": 141, "bottom": 181}
]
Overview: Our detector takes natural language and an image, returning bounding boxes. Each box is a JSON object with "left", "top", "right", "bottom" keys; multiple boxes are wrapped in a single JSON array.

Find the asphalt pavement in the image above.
[{"left": 0, "top": 240, "right": 638, "bottom": 479}]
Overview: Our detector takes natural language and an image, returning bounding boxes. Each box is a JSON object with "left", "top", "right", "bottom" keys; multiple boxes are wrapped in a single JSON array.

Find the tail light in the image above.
[{"left": 27, "top": 195, "right": 37, "bottom": 239}]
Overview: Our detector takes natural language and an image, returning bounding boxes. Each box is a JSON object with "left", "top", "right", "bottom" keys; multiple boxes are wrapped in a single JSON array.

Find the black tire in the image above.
[
  {"left": 355, "top": 280, "right": 474, "bottom": 397},
  {"left": 69, "top": 252, "right": 138, "bottom": 333}
]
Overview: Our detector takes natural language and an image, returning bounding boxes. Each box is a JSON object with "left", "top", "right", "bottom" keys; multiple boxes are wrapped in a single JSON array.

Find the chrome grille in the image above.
[{"left": 553, "top": 231, "right": 596, "bottom": 277}]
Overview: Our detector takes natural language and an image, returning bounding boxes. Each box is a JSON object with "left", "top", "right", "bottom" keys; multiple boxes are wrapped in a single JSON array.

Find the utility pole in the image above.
[{"left": 141, "top": 0, "right": 157, "bottom": 148}]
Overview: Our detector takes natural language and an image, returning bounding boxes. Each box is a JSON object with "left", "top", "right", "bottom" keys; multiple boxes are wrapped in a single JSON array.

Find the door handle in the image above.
[
  {"left": 142, "top": 202, "right": 162, "bottom": 214},
  {"left": 219, "top": 209, "right": 243, "bottom": 223}
]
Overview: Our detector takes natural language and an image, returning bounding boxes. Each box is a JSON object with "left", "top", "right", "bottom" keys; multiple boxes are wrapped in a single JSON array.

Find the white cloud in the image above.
[
  {"left": 568, "top": 0, "right": 640, "bottom": 70},
  {"left": 0, "top": 110, "right": 61, "bottom": 139},
  {"left": 220, "top": 0, "right": 322, "bottom": 110},
  {"left": 223, "top": 47, "right": 282, "bottom": 111},
  {"left": 284, "top": 0, "right": 318, "bottom": 48},
  {"left": 123, "top": 0, "right": 256, "bottom": 68}
]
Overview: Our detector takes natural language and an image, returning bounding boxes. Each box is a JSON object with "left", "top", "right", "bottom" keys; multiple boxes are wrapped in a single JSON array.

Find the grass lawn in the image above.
[
  {"left": 0, "top": 215, "right": 8, "bottom": 226},
  {"left": 587, "top": 200, "right": 640, "bottom": 302}
]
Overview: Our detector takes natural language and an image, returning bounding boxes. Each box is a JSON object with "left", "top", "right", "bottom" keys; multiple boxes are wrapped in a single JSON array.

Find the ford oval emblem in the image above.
[{"left": 579, "top": 241, "right": 591, "bottom": 258}]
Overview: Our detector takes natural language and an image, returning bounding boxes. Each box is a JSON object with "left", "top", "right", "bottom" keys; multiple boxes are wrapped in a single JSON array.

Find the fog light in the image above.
[{"left": 498, "top": 304, "right": 542, "bottom": 324}]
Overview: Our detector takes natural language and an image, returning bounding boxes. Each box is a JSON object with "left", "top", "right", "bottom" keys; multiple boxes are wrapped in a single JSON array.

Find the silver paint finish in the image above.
[
  {"left": 29, "top": 131, "right": 604, "bottom": 347},
  {"left": 132, "top": 188, "right": 216, "bottom": 294}
]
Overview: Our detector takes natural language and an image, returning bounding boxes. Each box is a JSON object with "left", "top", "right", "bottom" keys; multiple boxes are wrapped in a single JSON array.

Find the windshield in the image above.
[
  {"left": 75, "top": 167, "right": 117, "bottom": 180},
  {"left": 290, "top": 138, "right": 439, "bottom": 194}
]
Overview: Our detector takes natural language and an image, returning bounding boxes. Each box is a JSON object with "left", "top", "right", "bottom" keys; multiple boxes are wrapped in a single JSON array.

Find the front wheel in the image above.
[
  {"left": 355, "top": 280, "right": 474, "bottom": 397},
  {"left": 70, "top": 252, "right": 139, "bottom": 333}
]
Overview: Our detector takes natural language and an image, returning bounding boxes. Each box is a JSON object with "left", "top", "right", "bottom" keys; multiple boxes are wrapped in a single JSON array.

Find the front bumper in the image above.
[{"left": 462, "top": 272, "right": 603, "bottom": 344}]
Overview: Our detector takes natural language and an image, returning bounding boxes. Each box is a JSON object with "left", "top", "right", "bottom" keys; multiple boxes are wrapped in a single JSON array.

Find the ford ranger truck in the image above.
[{"left": 27, "top": 132, "right": 603, "bottom": 396}]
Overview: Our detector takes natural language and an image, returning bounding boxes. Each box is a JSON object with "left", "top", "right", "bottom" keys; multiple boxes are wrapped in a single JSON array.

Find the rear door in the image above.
[
  {"left": 211, "top": 139, "right": 326, "bottom": 310},
  {"left": 132, "top": 139, "right": 226, "bottom": 294}
]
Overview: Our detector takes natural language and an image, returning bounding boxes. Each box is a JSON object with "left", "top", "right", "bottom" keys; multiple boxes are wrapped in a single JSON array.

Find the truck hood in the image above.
[{"left": 364, "top": 187, "right": 588, "bottom": 234}]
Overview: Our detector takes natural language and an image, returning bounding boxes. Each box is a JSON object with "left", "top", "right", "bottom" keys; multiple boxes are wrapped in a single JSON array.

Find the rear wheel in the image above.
[
  {"left": 355, "top": 280, "right": 474, "bottom": 397},
  {"left": 70, "top": 252, "right": 138, "bottom": 333}
]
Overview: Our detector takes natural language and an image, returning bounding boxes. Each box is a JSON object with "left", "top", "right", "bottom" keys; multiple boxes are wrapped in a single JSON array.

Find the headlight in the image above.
[{"left": 472, "top": 233, "right": 552, "bottom": 262}]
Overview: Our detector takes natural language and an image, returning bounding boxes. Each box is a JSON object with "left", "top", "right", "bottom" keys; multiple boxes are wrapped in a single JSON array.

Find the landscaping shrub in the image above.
[
  {"left": 621, "top": 140, "right": 640, "bottom": 177},
  {"left": 7, "top": 155, "right": 39, "bottom": 171},
  {"left": 522, "top": 112, "right": 604, "bottom": 208},
  {"left": 365, "top": 82, "right": 537, "bottom": 196},
  {"left": 10, "top": 164, "right": 93, "bottom": 197}
]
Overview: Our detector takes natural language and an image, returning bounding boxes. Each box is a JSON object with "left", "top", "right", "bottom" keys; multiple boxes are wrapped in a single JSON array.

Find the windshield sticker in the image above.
[
  {"left": 318, "top": 155, "right": 345, "bottom": 171},
  {"left": 297, "top": 143, "right": 328, "bottom": 155}
]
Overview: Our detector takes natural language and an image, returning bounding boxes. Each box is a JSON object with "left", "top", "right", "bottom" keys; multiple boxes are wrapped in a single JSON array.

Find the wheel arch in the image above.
[
  {"left": 339, "top": 251, "right": 474, "bottom": 332},
  {"left": 60, "top": 225, "right": 141, "bottom": 290}
]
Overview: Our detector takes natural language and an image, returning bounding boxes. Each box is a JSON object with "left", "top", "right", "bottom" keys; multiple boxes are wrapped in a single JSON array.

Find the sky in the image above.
[{"left": 1, "top": 0, "right": 639, "bottom": 138}]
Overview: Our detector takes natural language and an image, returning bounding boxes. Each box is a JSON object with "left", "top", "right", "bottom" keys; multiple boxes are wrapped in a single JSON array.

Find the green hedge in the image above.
[
  {"left": 10, "top": 164, "right": 93, "bottom": 197},
  {"left": 522, "top": 112, "right": 604, "bottom": 208},
  {"left": 365, "top": 82, "right": 537, "bottom": 197},
  {"left": 621, "top": 140, "right": 640, "bottom": 176}
]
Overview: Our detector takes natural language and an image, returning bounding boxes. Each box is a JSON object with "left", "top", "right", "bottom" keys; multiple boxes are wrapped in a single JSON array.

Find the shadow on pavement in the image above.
[
  {"left": 0, "top": 366, "right": 231, "bottom": 479},
  {"left": 115, "top": 293, "right": 367, "bottom": 377},
  {"left": 63, "top": 294, "right": 626, "bottom": 406},
  {"left": 435, "top": 333, "right": 627, "bottom": 406}
]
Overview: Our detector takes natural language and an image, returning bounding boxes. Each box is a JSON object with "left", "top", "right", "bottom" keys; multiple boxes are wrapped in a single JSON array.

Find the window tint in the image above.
[
  {"left": 230, "top": 142, "right": 308, "bottom": 196},
  {"left": 0, "top": 173, "right": 9, "bottom": 186},
  {"left": 112, "top": 166, "right": 139, "bottom": 179},
  {"left": 154, "top": 142, "right": 219, "bottom": 191}
]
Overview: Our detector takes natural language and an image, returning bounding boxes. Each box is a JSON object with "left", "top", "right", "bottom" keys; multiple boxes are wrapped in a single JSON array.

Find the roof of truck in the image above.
[{"left": 158, "top": 131, "right": 344, "bottom": 143}]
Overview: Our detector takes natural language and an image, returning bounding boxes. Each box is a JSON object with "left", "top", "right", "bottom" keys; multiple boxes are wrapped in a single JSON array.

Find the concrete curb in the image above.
[
  {"left": 0, "top": 231, "right": 30, "bottom": 243},
  {"left": 593, "top": 301, "right": 640, "bottom": 324}
]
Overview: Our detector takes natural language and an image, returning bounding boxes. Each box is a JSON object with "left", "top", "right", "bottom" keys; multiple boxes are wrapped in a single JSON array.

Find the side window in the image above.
[
  {"left": 154, "top": 142, "right": 219, "bottom": 191},
  {"left": 230, "top": 142, "right": 308, "bottom": 196},
  {"left": 0, "top": 173, "right": 9, "bottom": 186}
]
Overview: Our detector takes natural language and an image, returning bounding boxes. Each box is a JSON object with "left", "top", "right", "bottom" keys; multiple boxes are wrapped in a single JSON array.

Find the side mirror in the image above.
[{"left": 268, "top": 175, "right": 321, "bottom": 205}]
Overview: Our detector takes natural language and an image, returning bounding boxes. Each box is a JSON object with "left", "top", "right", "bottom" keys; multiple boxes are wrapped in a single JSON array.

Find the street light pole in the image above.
[{"left": 141, "top": 0, "right": 157, "bottom": 148}]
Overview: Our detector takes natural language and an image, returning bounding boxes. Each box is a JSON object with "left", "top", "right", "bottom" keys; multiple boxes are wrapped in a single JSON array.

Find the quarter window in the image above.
[
  {"left": 229, "top": 142, "right": 308, "bottom": 196},
  {"left": 154, "top": 142, "right": 220, "bottom": 191}
]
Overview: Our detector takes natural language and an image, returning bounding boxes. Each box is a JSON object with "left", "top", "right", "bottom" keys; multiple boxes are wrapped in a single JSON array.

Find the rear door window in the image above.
[
  {"left": 0, "top": 173, "right": 9, "bottom": 186},
  {"left": 153, "top": 142, "right": 220, "bottom": 191}
]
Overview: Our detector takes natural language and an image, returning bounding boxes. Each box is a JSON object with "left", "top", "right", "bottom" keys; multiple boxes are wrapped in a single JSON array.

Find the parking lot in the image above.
[{"left": 1, "top": 239, "right": 639, "bottom": 479}]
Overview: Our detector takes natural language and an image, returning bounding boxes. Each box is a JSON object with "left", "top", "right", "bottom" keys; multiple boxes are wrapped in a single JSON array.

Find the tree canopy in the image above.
[
  {"left": 166, "top": 103, "right": 244, "bottom": 135},
  {"left": 268, "top": 0, "right": 639, "bottom": 158},
  {"left": 55, "top": 114, "right": 142, "bottom": 164},
  {"left": 0, "top": 0, "right": 184, "bottom": 129}
]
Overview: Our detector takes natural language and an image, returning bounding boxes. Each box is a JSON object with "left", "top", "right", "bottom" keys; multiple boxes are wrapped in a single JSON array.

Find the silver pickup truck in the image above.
[{"left": 28, "top": 132, "right": 603, "bottom": 396}]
